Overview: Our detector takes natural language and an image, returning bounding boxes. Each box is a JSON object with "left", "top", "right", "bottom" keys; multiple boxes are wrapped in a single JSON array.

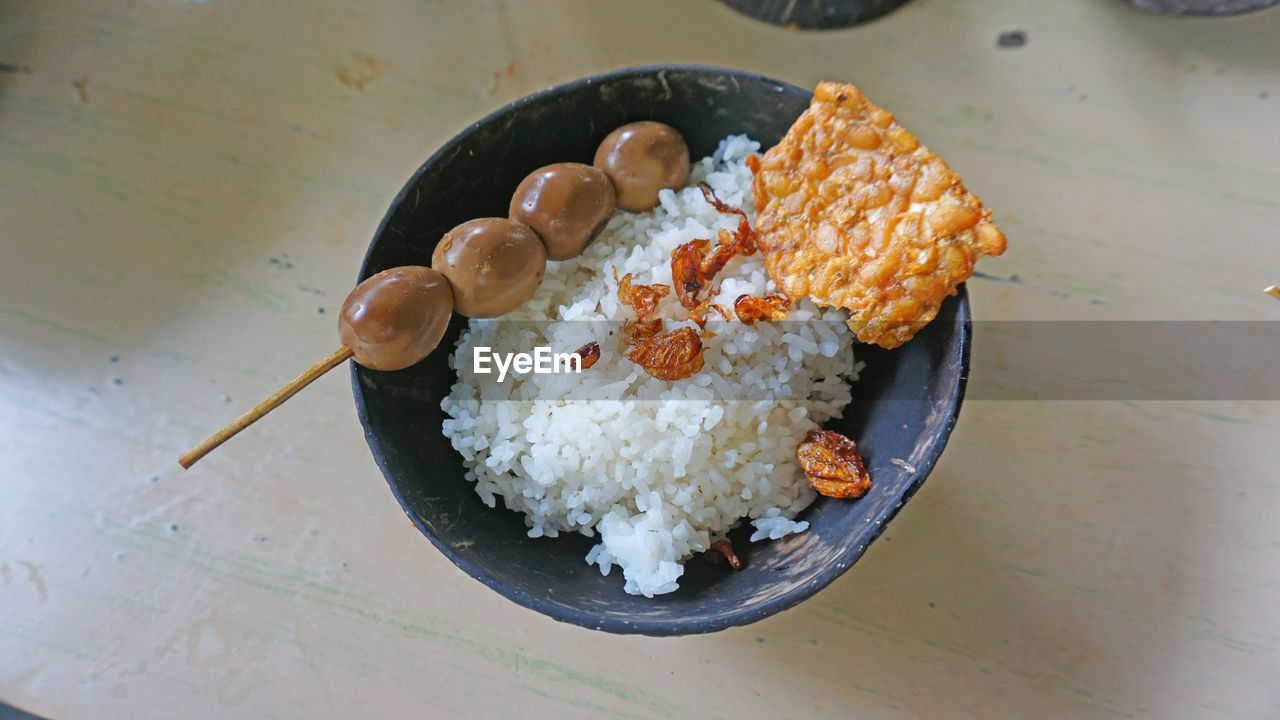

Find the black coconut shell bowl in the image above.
[{"left": 353, "top": 65, "right": 970, "bottom": 635}]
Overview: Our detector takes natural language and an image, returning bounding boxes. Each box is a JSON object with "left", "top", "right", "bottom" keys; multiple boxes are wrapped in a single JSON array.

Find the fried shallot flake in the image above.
[
  {"left": 698, "top": 182, "right": 752, "bottom": 235},
  {"left": 796, "top": 429, "right": 872, "bottom": 499},
  {"left": 753, "top": 82, "right": 1007, "bottom": 349},
  {"left": 622, "top": 317, "right": 663, "bottom": 338},
  {"left": 683, "top": 294, "right": 732, "bottom": 329},
  {"left": 669, "top": 184, "right": 759, "bottom": 309},
  {"left": 615, "top": 269, "right": 669, "bottom": 320},
  {"left": 733, "top": 293, "right": 791, "bottom": 325},
  {"left": 614, "top": 267, "right": 670, "bottom": 338},
  {"left": 571, "top": 341, "right": 600, "bottom": 370},
  {"left": 670, "top": 238, "right": 715, "bottom": 309},
  {"left": 623, "top": 325, "right": 705, "bottom": 381},
  {"left": 706, "top": 540, "right": 743, "bottom": 570},
  {"left": 685, "top": 296, "right": 712, "bottom": 329}
]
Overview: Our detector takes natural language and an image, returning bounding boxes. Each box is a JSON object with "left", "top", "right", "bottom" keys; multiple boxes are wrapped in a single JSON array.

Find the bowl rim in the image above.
[{"left": 352, "top": 64, "right": 972, "bottom": 635}]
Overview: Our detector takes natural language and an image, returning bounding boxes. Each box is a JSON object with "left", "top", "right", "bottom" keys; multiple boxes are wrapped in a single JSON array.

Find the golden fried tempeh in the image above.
[{"left": 752, "top": 82, "right": 1006, "bottom": 349}]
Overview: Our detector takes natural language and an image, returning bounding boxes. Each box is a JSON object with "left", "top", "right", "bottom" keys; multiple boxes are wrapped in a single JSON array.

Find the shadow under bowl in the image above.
[{"left": 352, "top": 65, "right": 970, "bottom": 635}]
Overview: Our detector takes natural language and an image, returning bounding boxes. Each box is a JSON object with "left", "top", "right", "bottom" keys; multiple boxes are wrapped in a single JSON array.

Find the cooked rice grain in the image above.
[{"left": 440, "top": 136, "right": 861, "bottom": 596}]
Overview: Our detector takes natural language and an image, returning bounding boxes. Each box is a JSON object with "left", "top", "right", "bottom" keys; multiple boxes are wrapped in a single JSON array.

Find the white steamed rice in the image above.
[{"left": 440, "top": 135, "right": 861, "bottom": 596}]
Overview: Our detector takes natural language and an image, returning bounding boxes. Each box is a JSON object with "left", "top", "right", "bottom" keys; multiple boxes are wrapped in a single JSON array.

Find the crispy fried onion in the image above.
[
  {"left": 796, "top": 429, "right": 872, "bottom": 499},
  {"left": 705, "top": 539, "right": 743, "bottom": 570},
  {"left": 669, "top": 183, "right": 759, "bottom": 310},
  {"left": 683, "top": 294, "right": 733, "bottom": 330},
  {"left": 570, "top": 341, "right": 600, "bottom": 370},
  {"left": 615, "top": 268, "right": 669, "bottom": 338},
  {"left": 733, "top": 293, "right": 791, "bottom": 325},
  {"left": 623, "top": 317, "right": 663, "bottom": 338},
  {"left": 698, "top": 181, "right": 752, "bottom": 229},
  {"left": 623, "top": 325, "right": 705, "bottom": 380}
]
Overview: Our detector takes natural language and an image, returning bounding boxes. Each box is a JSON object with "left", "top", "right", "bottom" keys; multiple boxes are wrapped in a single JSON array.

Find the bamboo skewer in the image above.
[{"left": 178, "top": 346, "right": 355, "bottom": 469}]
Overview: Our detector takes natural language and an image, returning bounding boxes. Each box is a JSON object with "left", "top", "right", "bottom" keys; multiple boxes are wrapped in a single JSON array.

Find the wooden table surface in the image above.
[{"left": 3, "top": 1, "right": 1278, "bottom": 718}]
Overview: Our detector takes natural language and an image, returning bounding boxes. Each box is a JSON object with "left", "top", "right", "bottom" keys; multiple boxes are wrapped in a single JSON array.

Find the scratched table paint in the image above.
[{"left": 2, "top": 1, "right": 1279, "bottom": 718}]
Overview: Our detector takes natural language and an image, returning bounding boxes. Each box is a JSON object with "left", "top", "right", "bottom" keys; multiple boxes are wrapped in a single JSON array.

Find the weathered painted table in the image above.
[{"left": 2, "top": 1, "right": 1278, "bottom": 717}]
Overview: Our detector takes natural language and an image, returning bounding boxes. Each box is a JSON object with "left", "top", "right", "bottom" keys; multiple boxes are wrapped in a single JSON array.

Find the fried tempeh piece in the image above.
[{"left": 752, "top": 82, "right": 1006, "bottom": 349}]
